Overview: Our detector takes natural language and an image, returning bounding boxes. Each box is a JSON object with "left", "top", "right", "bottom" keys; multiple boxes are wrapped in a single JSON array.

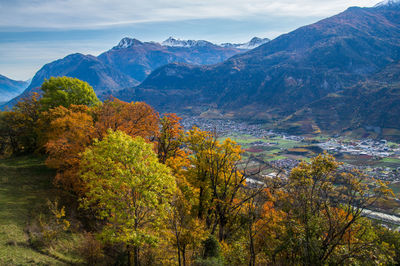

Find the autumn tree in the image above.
[
  {"left": 0, "top": 93, "right": 41, "bottom": 155},
  {"left": 168, "top": 188, "right": 206, "bottom": 266},
  {"left": 272, "top": 153, "right": 393, "bottom": 265},
  {"left": 184, "top": 127, "right": 259, "bottom": 241},
  {"left": 93, "top": 97, "right": 159, "bottom": 141},
  {"left": 80, "top": 130, "right": 176, "bottom": 266},
  {"left": 42, "top": 105, "right": 94, "bottom": 192},
  {"left": 156, "top": 113, "right": 184, "bottom": 164},
  {"left": 159, "top": 121, "right": 206, "bottom": 266},
  {"left": 39, "top": 77, "right": 100, "bottom": 111},
  {"left": 243, "top": 188, "right": 285, "bottom": 266}
]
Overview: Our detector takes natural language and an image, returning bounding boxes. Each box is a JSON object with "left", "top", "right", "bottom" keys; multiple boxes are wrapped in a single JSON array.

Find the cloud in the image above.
[
  {"left": 0, "top": 0, "right": 381, "bottom": 30},
  {"left": 0, "top": 0, "right": 383, "bottom": 80}
]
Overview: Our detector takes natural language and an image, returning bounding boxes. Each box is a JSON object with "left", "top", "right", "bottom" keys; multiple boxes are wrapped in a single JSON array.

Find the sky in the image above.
[{"left": 0, "top": 0, "right": 382, "bottom": 80}]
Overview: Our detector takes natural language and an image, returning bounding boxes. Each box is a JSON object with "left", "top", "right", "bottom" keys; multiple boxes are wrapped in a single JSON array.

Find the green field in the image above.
[
  {"left": 389, "top": 182, "right": 400, "bottom": 196},
  {"left": 0, "top": 156, "right": 81, "bottom": 265},
  {"left": 224, "top": 134, "right": 315, "bottom": 162},
  {"left": 380, "top": 157, "right": 400, "bottom": 164}
]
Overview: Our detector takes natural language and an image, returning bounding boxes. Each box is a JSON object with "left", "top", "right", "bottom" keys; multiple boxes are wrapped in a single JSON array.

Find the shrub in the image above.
[
  {"left": 78, "top": 232, "right": 104, "bottom": 265},
  {"left": 27, "top": 200, "right": 70, "bottom": 249}
]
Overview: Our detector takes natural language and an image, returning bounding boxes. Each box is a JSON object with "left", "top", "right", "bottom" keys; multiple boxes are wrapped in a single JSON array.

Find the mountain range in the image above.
[
  {"left": 97, "top": 37, "right": 262, "bottom": 83},
  {"left": 2, "top": 36, "right": 268, "bottom": 107},
  {"left": 116, "top": 1, "right": 400, "bottom": 139},
  {"left": 3, "top": 1, "right": 400, "bottom": 139},
  {"left": 0, "top": 75, "right": 29, "bottom": 104}
]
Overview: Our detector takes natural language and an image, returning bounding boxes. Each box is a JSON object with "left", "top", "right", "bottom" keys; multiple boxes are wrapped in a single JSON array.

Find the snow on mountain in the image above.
[
  {"left": 161, "top": 37, "right": 214, "bottom": 48},
  {"left": 220, "top": 37, "right": 270, "bottom": 50},
  {"left": 374, "top": 0, "right": 400, "bottom": 7},
  {"left": 113, "top": 37, "right": 143, "bottom": 49},
  {"left": 162, "top": 37, "right": 270, "bottom": 50},
  {"left": 112, "top": 36, "right": 270, "bottom": 50}
]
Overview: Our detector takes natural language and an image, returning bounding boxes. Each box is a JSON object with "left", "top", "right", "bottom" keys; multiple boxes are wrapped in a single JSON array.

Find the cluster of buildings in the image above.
[
  {"left": 318, "top": 138, "right": 398, "bottom": 158},
  {"left": 181, "top": 117, "right": 400, "bottom": 182},
  {"left": 181, "top": 117, "right": 305, "bottom": 141},
  {"left": 269, "top": 159, "right": 300, "bottom": 172},
  {"left": 181, "top": 117, "right": 272, "bottom": 137},
  {"left": 341, "top": 164, "right": 400, "bottom": 182}
]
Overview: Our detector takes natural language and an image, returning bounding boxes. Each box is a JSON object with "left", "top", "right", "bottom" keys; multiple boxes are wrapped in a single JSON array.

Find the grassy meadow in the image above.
[{"left": 0, "top": 156, "right": 83, "bottom": 265}]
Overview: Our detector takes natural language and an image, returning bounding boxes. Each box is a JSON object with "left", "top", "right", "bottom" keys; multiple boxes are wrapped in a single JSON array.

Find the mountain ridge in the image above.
[
  {"left": 3, "top": 36, "right": 267, "bottom": 108},
  {"left": 0, "top": 74, "right": 29, "bottom": 103},
  {"left": 116, "top": 4, "right": 400, "bottom": 138}
]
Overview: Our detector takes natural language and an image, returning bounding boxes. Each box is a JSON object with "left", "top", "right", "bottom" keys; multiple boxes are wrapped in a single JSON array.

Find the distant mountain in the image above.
[
  {"left": 2, "top": 53, "right": 138, "bottom": 108},
  {"left": 160, "top": 37, "right": 270, "bottom": 50},
  {"left": 26, "top": 53, "right": 138, "bottom": 97},
  {"left": 117, "top": 4, "right": 400, "bottom": 138},
  {"left": 375, "top": 0, "right": 400, "bottom": 8},
  {"left": 220, "top": 37, "right": 270, "bottom": 49},
  {"left": 98, "top": 37, "right": 253, "bottom": 82},
  {"left": 0, "top": 75, "right": 29, "bottom": 103},
  {"left": 3, "top": 36, "right": 265, "bottom": 108},
  {"left": 161, "top": 37, "right": 215, "bottom": 48}
]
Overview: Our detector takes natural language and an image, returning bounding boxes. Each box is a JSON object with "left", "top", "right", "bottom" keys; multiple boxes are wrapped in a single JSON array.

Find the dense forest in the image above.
[{"left": 1, "top": 77, "right": 400, "bottom": 265}]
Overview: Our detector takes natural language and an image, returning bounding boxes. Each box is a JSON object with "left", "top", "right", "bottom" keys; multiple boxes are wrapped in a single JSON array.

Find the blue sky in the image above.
[{"left": 0, "top": 0, "right": 381, "bottom": 80}]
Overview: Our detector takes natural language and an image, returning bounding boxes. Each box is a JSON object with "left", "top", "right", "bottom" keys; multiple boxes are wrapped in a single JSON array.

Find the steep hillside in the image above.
[
  {"left": 24, "top": 53, "right": 138, "bottom": 98},
  {"left": 278, "top": 61, "right": 400, "bottom": 140},
  {"left": 117, "top": 4, "right": 400, "bottom": 126}
]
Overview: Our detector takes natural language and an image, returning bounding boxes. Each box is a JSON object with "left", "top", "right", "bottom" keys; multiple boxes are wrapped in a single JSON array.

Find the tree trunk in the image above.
[
  {"left": 182, "top": 246, "right": 187, "bottom": 266},
  {"left": 198, "top": 187, "right": 204, "bottom": 219},
  {"left": 248, "top": 226, "right": 256, "bottom": 266},
  {"left": 127, "top": 245, "right": 132, "bottom": 266},
  {"left": 218, "top": 215, "right": 227, "bottom": 241},
  {"left": 249, "top": 237, "right": 256, "bottom": 266},
  {"left": 177, "top": 241, "right": 182, "bottom": 266},
  {"left": 134, "top": 246, "right": 140, "bottom": 266}
]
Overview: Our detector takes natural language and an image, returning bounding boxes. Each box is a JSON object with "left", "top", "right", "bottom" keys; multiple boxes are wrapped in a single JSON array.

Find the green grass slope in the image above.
[{"left": 0, "top": 156, "right": 72, "bottom": 265}]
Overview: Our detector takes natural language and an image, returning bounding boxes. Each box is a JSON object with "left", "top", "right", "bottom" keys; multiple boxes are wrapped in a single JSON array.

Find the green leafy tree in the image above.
[
  {"left": 40, "top": 77, "right": 100, "bottom": 110},
  {"left": 80, "top": 130, "right": 176, "bottom": 266}
]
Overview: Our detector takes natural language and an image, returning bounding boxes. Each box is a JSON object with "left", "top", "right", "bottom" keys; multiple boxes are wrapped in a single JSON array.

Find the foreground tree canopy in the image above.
[
  {"left": 0, "top": 76, "right": 399, "bottom": 266},
  {"left": 39, "top": 77, "right": 100, "bottom": 110},
  {"left": 80, "top": 130, "right": 176, "bottom": 265}
]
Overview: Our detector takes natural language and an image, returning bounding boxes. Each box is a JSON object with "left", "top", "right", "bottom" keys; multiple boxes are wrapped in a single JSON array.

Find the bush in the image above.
[
  {"left": 194, "top": 235, "right": 225, "bottom": 265},
  {"left": 203, "top": 235, "right": 221, "bottom": 259},
  {"left": 27, "top": 200, "right": 70, "bottom": 249},
  {"left": 78, "top": 232, "right": 104, "bottom": 265}
]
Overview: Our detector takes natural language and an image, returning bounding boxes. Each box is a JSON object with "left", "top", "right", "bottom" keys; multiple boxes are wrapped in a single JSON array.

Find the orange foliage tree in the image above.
[
  {"left": 93, "top": 97, "right": 159, "bottom": 141},
  {"left": 42, "top": 105, "right": 94, "bottom": 192},
  {"left": 42, "top": 97, "right": 161, "bottom": 194}
]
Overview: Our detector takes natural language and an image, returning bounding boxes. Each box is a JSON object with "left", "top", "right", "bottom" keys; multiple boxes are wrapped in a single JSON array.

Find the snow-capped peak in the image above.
[
  {"left": 113, "top": 37, "right": 142, "bottom": 49},
  {"left": 162, "top": 37, "right": 214, "bottom": 48},
  {"left": 220, "top": 37, "right": 270, "bottom": 50},
  {"left": 111, "top": 36, "right": 270, "bottom": 51},
  {"left": 374, "top": 0, "right": 400, "bottom": 7}
]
